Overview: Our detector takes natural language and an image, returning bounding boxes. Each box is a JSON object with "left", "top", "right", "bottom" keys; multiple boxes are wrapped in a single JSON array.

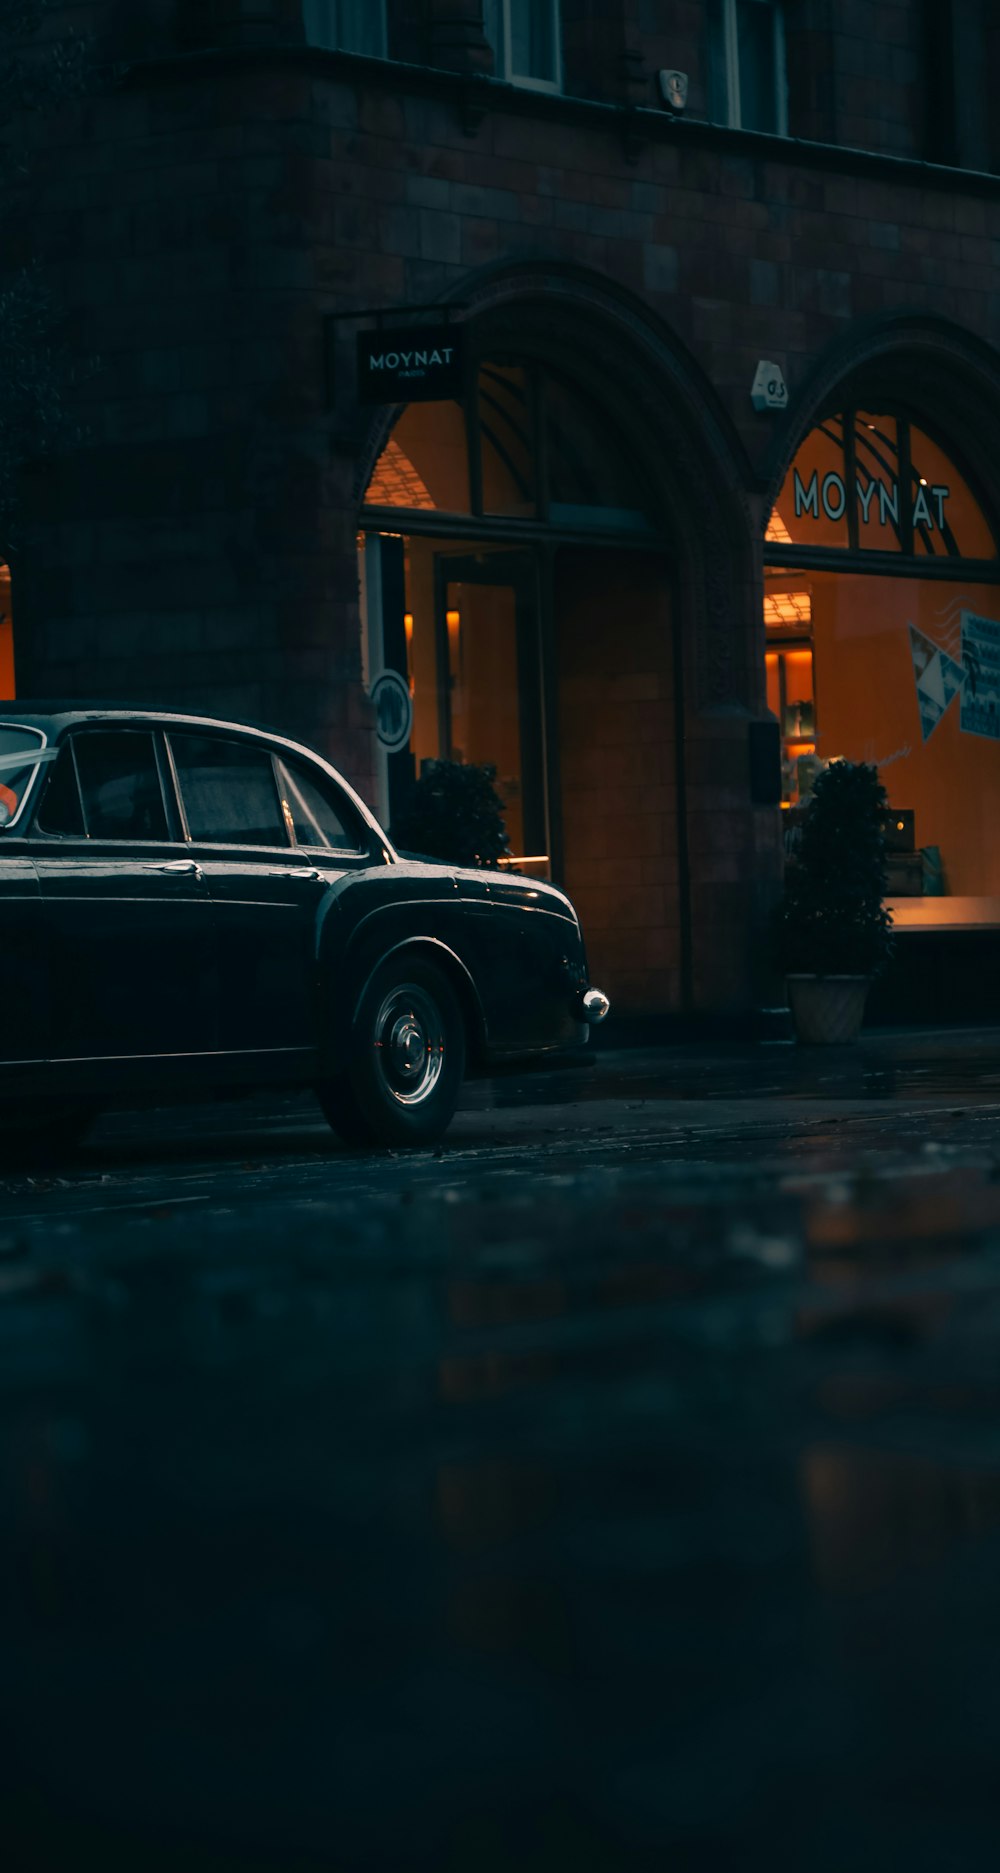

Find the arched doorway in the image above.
[
  {"left": 766, "top": 403, "right": 1000, "bottom": 924},
  {"left": 0, "top": 559, "right": 13, "bottom": 697},
  {"left": 359, "top": 350, "right": 682, "bottom": 1010}
]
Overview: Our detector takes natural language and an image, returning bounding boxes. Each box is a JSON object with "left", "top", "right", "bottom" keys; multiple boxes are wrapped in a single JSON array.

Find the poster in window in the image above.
[
  {"left": 909, "top": 623, "right": 965, "bottom": 742},
  {"left": 960, "top": 611, "right": 1000, "bottom": 742}
]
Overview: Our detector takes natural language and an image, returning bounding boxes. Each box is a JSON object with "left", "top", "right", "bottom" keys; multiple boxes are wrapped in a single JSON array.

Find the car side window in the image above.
[
  {"left": 170, "top": 734, "right": 289, "bottom": 847},
  {"left": 41, "top": 732, "right": 169, "bottom": 841},
  {"left": 274, "top": 756, "right": 367, "bottom": 853},
  {"left": 34, "top": 742, "right": 85, "bottom": 835}
]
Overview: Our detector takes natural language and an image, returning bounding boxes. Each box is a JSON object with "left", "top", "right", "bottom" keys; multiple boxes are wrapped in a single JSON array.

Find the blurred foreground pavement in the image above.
[{"left": 5, "top": 1028, "right": 1000, "bottom": 1869}]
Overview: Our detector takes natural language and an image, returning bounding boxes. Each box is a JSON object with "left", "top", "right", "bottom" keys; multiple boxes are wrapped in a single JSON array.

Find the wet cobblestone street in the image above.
[{"left": 4, "top": 1030, "right": 1000, "bottom": 1870}]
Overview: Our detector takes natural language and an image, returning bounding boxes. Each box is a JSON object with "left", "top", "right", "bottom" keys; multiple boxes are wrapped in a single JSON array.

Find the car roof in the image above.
[
  {"left": 0, "top": 701, "right": 288, "bottom": 738},
  {"left": 0, "top": 703, "right": 394, "bottom": 849}
]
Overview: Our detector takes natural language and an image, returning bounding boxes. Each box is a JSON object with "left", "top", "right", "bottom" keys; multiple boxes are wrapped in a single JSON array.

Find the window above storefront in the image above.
[
  {"left": 768, "top": 412, "right": 999, "bottom": 564},
  {"left": 483, "top": 0, "right": 562, "bottom": 93},
  {"left": 302, "top": 0, "right": 386, "bottom": 57},
  {"left": 708, "top": 0, "right": 787, "bottom": 136}
]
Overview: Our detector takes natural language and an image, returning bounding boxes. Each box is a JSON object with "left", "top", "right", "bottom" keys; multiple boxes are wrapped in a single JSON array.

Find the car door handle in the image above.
[
  {"left": 153, "top": 860, "right": 203, "bottom": 878},
  {"left": 288, "top": 867, "right": 324, "bottom": 882}
]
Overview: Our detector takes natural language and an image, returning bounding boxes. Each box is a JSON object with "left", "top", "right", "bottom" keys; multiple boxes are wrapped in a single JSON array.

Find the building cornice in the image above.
[{"left": 121, "top": 42, "right": 1000, "bottom": 198}]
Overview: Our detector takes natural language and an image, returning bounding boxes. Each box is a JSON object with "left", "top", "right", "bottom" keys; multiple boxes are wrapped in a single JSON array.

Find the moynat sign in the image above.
[
  {"left": 794, "top": 467, "right": 950, "bottom": 533},
  {"left": 357, "top": 325, "right": 465, "bottom": 404}
]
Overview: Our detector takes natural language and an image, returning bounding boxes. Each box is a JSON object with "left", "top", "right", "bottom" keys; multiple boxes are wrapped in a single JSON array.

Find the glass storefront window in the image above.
[
  {"left": 479, "top": 362, "right": 537, "bottom": 518},
  {"left": 773, "top": 410, "right": 997, "bottom": 560},
  {"left": 767, "top": 411, "right": 1000, "bottom": 921},
  {"left": 774, "top": 414, "right": 850, "bottom": 550},
  {"left": 365, "top": 401, "right": 469, "bottom": 514},
  {"left": 359, "top": 357, "right": 660, "bottom": 885},
  {"left": 768, "top": 565, "right": 1000, "bottom": 908},
  {"left": 854, "top": 412, "right": 904, "bottom": 553},
  {"left": 364, "top": 358, "right": 655, "bottom": 536},
  {"left": 909, "top": 424, "right": 995, "bottom": 560},
  {"left": 544, "top": 368, "right": 652, "bottom": 532}
]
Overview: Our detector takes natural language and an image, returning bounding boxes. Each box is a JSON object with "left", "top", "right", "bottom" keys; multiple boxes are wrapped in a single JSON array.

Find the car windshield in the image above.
[{"left": 0, "top": 725, "right": 46, "bottom": 825}]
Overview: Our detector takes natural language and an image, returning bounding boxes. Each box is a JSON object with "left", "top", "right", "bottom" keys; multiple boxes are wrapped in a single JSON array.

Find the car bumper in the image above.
[{"left": 577, "top": 986, "right": 611, "bottom": 1025}]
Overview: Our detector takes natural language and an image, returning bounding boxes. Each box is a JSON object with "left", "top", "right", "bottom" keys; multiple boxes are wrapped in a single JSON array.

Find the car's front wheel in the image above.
[{"left": 318, "top": 956, "right": 466, "bottom": 1148}]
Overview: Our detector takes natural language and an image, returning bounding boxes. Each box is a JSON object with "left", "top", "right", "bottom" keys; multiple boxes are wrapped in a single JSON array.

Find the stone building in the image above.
[{"left": 7, "top": 0, "right": 1000, "bottom": 1019}]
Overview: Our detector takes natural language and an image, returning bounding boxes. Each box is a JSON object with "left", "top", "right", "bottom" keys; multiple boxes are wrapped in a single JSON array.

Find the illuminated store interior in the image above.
[
  {"left": 360, "top": 360, "right": 678, "bottom": 1010},
  {"left": 766, "top": 410, "right": 1000, "bottom": 926}
]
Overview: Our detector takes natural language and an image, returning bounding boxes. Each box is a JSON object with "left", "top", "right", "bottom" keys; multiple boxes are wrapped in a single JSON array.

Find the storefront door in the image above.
[{"left": 433, "top": 550, "right": 549, "bottom": 872}]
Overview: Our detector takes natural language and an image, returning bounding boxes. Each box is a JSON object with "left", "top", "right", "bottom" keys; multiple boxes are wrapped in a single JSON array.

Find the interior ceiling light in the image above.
[
  {"left": 765, "top": 508, "right": 793, "bottom": 544},
  {"left": 764, "top": 592, "right": 812, "bottom": 626},
  {"left": 365, "top": 440, "right": 436, "bottom": 511}
]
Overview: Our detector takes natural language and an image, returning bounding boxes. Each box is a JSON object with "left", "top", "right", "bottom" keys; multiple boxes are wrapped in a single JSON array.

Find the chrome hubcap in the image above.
[{"left": 373, "top": 985, "right": 446, "bottom": 1107}]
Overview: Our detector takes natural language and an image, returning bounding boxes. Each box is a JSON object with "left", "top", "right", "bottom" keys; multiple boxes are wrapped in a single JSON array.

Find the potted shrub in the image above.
[
  {"left": 774, "top": 759, "right": 894, "bottom": 1044},
  {"left": 391, "top": 758, "right": 511, "bottom": 868}
]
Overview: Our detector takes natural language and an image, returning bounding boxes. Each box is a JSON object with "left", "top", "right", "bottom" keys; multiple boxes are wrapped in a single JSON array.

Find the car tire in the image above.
[{"left": 317, "top": 956, "right": 466, "bottom": 1149}]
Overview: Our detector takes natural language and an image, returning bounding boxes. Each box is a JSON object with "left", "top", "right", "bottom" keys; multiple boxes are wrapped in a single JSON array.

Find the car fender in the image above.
[{"left": 322, "top": 917, "right": 488, "bottom": 1070}]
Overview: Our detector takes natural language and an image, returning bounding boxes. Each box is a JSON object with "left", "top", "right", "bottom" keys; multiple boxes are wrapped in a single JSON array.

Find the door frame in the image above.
[{"left": 432, "top": 547, "right": 549, "bottom": 866}]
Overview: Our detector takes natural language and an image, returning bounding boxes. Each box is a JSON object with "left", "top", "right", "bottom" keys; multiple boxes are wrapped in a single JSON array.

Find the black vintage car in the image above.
[{"left": 0, "top": 707, "right": 608, "bottom": 1148}]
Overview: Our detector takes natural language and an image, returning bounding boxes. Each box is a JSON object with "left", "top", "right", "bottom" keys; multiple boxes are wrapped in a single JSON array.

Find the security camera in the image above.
[{"left": 658, "top": 70, "right": 689, "bottom": 112}]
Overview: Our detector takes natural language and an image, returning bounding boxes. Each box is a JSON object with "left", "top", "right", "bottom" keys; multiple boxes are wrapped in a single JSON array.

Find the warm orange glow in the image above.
[
  {"left": 365, "top": 439, "right": 435, "bottom": 510},
  {"left": 446, "top": 607, "right": 462, "bottom": 684},
  {"left": 764, "top": 591, "right": 812, "bottom": 627},
  {"left": 783, "top": 649, "right": 813, "bottom": 667},
  {"left": 766, "top": 508, "right": 793, "bottom": 544}
]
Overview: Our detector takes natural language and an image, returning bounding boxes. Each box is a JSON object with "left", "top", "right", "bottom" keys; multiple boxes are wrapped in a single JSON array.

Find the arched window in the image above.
[
  {"left": 766, "top": 410, "right": 1000, "bottom": 921},
  {"left": 364, "top": 357, "right": 653, "bottom": 534}
]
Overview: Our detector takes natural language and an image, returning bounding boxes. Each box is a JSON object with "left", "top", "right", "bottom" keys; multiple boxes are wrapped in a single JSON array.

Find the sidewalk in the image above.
[{"left": 486, "top": 1021, "right": 1000, "bottom": 1114}]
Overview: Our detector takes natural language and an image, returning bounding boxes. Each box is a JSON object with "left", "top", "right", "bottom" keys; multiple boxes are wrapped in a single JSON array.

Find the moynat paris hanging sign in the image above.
[{"left": 357, "top": 325, "right": 465, "bottom": 404}]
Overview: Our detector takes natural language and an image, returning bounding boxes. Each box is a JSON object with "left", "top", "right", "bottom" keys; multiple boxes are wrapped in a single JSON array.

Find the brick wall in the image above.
[
  {"left": 10, "top": 0, "right": 1000, "bottom": 1011},
  {"left": 556, "top": 551, "right": 680, "bottom": 1012}
]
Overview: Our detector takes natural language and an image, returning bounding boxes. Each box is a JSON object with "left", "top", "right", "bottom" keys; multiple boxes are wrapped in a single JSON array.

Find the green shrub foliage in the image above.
[
  {"left": 774, "top": 760, "right": 894, "bottom": 978},
  {"left": 392, "top": 759, "right": 511, "bottom": 869}
]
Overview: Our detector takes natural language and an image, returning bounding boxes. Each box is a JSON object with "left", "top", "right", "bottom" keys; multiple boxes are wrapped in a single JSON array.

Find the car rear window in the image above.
[
  {"left": 170, "top": 734, "right": 289, "bottom": 847},
  {"left": 0, "top": 725, "right": 45, "bottom": 825},
  {"left": 274, "top": 756, "right": 366, "bottom": 852}
]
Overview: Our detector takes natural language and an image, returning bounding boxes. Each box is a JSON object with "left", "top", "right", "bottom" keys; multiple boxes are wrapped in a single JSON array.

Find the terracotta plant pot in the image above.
[{"left": 786, "top": 974, "right": 870, "bottom": 1045}]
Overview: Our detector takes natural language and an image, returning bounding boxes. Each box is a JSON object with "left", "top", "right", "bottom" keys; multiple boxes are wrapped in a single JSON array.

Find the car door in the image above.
[
  {"left": 31, "top": 727, "right": 218, "bottom": 1062},
  {"left": 0, "top": 725, "right": 50, "bottom": 1065},
  {"left": 167, "top": 731, "right": 369, "bottom": 1060}
]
